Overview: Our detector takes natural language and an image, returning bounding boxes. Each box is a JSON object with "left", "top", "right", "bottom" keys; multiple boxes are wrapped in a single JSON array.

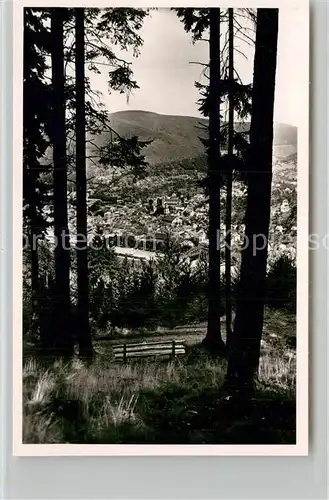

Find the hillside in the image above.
[
  {"left": 94, "top": 110, "right": 297, "bottom": 165},
  {"left": 96, "top": 110, "right": 208, "bottom": 164}
]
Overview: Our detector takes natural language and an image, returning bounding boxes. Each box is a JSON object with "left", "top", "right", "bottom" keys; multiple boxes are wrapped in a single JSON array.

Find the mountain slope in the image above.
[
  {"left": 100, "top": 110, "right": 208, "bottom": 164},
  {"left": 95, "top": 110, "right": 297, "bottom": 165}
]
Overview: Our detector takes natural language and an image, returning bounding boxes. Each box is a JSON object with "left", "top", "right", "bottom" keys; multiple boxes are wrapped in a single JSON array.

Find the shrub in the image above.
[
  {"left": 88, "top": 234, "right": 218, "bottom": 332},
  {"left": 266, "top": 256, "right": 296, "bottom": 313}
]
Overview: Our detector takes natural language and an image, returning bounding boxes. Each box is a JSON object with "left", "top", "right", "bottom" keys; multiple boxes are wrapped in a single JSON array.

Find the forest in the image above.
[{"left": 23, "top": 7, "right": 297, "bottom": 445}]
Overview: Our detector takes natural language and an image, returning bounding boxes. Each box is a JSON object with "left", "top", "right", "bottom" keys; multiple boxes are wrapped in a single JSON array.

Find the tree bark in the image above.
[
  {"left": 75, "top": 8, "right": 93, "bottom": 359},
  {"left": 30, "top": 227, "right": 39, "bottom": 334},
  {"left": 226, "top": 8, "right": 279, "bottom": 390},
  {"left": 203, "top": 8, "right": 226, "bottom": 353},
  {"left": 51, "top": 8, "right": 74, "bottom": 358},
  {"left": 225, "top": 8, "right": 234, "bottom": 347}
]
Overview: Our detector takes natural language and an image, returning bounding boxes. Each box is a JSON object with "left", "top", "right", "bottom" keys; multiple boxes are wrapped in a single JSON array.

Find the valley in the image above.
[{"left": 78, "top": 111, "right": 297, "bottom": 270}]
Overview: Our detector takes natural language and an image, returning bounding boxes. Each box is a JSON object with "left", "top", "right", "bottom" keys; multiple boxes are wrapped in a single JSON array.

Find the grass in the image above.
[
  {"left": 23, "top": 324, "right": 296, "bottom": 445},
  {"left": 94, "top": 308, "right": 295, "bottom": 344}
]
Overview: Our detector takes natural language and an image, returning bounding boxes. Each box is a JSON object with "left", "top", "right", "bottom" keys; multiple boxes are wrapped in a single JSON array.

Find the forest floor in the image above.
[{"left": 23, "top": 309, "right": 296, "bottom": 445}]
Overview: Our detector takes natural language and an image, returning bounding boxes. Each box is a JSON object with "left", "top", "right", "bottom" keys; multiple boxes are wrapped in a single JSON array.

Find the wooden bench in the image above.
[{"left": 113, "top": 339, "right": 186, "bottom": 362}]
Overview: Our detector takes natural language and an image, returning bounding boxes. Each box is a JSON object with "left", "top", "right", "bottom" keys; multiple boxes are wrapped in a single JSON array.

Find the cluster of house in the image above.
[
  {"left": 147, "top": 194, "right": 183, "bottom": 217},
  {"left": 145, "top": 194, "right": 206, "bottom": 229},
  {"left": 81, "top": 188, "right": 210, "bottom": 262}
]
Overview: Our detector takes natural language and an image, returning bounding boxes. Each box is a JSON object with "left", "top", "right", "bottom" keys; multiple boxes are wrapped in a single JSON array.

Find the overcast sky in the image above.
[{"left": 90, "top": 8, "right": 305, "bottom": 126}]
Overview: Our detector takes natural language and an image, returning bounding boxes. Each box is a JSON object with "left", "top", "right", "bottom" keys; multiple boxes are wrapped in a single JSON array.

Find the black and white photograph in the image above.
[{"left": 16, "top": 2, "right": 309, "bottom": 453}]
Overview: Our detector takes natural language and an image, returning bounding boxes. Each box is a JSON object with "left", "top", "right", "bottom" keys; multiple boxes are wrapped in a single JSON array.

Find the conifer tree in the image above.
[
  {"left": 175, "top": 8, "right": 252, "bottom": 351},
  {"left": 24, "top": 8, "right": 149, "bottom": 355},
  {"left": 23, "top": 9, "right": 52, "bottom": 337},
  {"left": 51, "top": 8, "right": 74, "bottom": 357},
  {"left": 75, "top": 8, "right": 93, "bottom": 359},
  {"left": 226, "top": 8, "right": 279, "bottom": 391},
  {"left": 203, "top": 8, "right": 225, "bottom": 351},
  {"left": 224, "top": 8, "right": 234, "bottom": 345}
]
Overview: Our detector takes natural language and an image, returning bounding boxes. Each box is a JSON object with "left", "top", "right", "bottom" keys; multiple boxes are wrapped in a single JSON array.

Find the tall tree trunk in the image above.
[
  {"left": 225, "top": 8, "right": 234, "bottom": 347},
  {"left": 203, "top": 8, "right": 226, "bottom": 353},
  {"left": 30, "top": 235, "right": 39, "bottom": 304},
  {"left": 51, "top": 8, "right": 74, "bottom": 358},
  {"left": 30, "top": 224, "right": 39, "bottom": 335},
  {"left": 75, "top": 8, "right": 93, "bottom": 359},
  {"left": 226, "top": 8, "right": 279, "bottom": 390},
  {"left": 26, "top": 169, "right": 40, "bottom": 336}
]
